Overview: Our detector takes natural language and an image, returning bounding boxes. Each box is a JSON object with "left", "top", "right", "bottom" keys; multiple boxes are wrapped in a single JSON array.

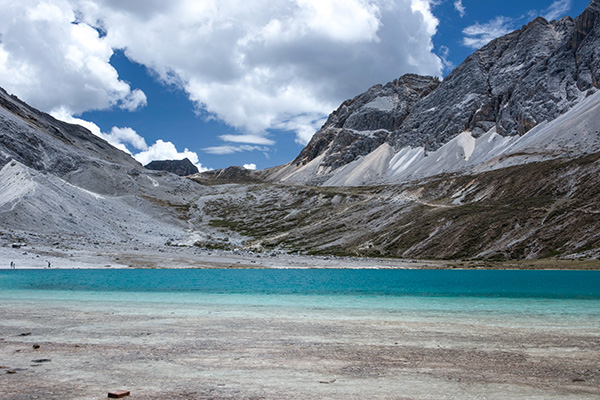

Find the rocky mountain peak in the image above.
[
  {"left": 145, "top": 158, "right": 199, "bottom": 176},
  {"left": 571, "top": 0, "right": 600, "bottom": 49},
  {"left": 292, "top": 74, "right": 439, "bottom": 170},
  {"left": 273, "top": 2, "right": 600, "bottom": 185}
]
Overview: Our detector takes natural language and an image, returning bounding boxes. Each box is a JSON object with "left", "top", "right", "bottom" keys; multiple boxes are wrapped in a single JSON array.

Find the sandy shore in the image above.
[
  {"left": 1, "top": 295, "right": 599, "bottom": 400},
  {"left": 2, "top": 240, "right": 600, "bottom": 270},
  {"left": 0, "top": 240, "right": 442, "bottom": 270}
]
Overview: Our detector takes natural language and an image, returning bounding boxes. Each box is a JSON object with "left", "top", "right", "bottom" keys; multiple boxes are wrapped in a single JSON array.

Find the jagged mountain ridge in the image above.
[
  {"left": 1, "top": 2, "right": 599, "bottom": 262},
  {"left": 0, "top": 86, "right": 205, "bottom": 246},
  {"left": 269, "top": 0, "right": 600, "bottom": 186},
  {"left": 145, "top": 158, "right": 199, "bottom": 176}
]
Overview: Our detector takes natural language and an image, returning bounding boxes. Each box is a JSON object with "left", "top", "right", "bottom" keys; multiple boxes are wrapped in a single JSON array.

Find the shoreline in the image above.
[
  {"left": 1, "top": 288, "right": 599, "bottom": 399},
  {"left": 1, "top": 241, "right": 599, "bottom": 270}
]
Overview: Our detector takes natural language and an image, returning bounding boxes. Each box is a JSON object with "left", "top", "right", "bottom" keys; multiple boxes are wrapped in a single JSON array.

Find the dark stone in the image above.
[
  {"left": 144, "top": 158, "right": 199, "bottom": 176},
  {"left": 108, "top": 390, "right": 130, "bottom": 398}
]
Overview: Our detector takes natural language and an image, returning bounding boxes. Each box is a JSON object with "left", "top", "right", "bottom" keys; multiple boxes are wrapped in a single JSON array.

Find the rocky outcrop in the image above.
[
  {"left": 0, "top": 85, "right": 205, "bottom": 246},
  {"left": 293, "top": 74, "right": 440, "bottom": 170},
  {"left": 145, "top": 158, "right": 199, "bottom": 176},
  {"left": 190, "top": 166, "right": 264, "bottom": 185},
  {"left": 277, "top": 1, "right": 600, "bottom": 185}
]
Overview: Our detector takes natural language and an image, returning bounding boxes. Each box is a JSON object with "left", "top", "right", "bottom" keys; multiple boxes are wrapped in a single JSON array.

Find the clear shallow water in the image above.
[
  {"left": 1, "top": 269, "right": 599, "bottom": 328},
  {"left": 1, "top": 269, "right": 599, "bottom": 298}
]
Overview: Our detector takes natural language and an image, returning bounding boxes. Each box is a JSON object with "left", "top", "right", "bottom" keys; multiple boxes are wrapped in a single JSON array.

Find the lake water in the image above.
[
  {"left": 2, "top": 269, "right": 599, "bottom": 399},
  {"left": 1, "top": 269, "right": 599, "bottom": 329}
]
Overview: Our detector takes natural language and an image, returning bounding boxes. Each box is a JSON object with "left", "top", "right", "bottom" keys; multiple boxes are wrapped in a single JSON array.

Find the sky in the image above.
[{"left": 0, "top": 0, "right": 592, "bottom": 171}]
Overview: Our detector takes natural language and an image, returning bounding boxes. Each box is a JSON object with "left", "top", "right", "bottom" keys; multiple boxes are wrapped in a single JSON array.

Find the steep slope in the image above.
[
  {"left": 202, "top": 150, "right": 600, "bottom": 260},
  {"left": 0, "top": 87, "right": 205, "bottom": 247},
  {"left": 270, "top": 0, "right": 600, "bottom": 186}
]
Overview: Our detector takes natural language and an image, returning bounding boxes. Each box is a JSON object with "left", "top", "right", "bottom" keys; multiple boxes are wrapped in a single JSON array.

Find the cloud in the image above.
[
  {"left": 134, "top": 140, "right": 208, "bottom": 172},
  {"left": 105, "top": 127, "right": 148, "bottom": 151},
  {"left": 243, "top": 163, "right": 257, "bottom": 170},
  {"left": 220, "top": 134, "right": 276, "bottom": 145},
  {"left": 203, "top": 145, "right": 271, "bottom": 155},
  {"left": 462, "top": 16, "right": 513, "bottom": 49},
  {"left": 460, "top": 1, "right": 572, "bottom": 52},
  {"left": 453, "top": 0, "right": 465, "bottom": 17},
  {"left": 0, "top": 0, "right": 442, "bottom": 146},
  {"left": 0, "top": 0, "right": 146, "bottom": 115},
  {"left": 543, "top": 0, "right": 571, "bottom": 21},
  {"left": 437, "top": 45, "right": 454, "bottom": 73},
  {"left": 51, "top": 109, "right": 208, "bottom": 172},
  {"left": 51, "top": 108, "right": 137, "bottom": 153},
  {"left": 71, "top": 0, "right": 442, "bottom": 144}
]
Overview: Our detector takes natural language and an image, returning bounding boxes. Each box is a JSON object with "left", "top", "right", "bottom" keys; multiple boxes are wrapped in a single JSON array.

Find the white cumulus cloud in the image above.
[
  {"left": 243, "top": 163, "right": 257, "bottom": 170},
  {"left": 51, "top": 109, "right": 207, "bottom": 172},
  {"left": 105, "top": 127, "right": 148, "bottom": 151},
  {"left": 134, "top": 140, "right": 208, "bottom": 172},
  {"left": 0, "top": 0, "right": 443, "bottom": 150},
  {"left": 71, "top": 0, "right": 442, "bottom": 145},
  {"left": 0, "top": 0, "right": 146, "bottom": 115}
]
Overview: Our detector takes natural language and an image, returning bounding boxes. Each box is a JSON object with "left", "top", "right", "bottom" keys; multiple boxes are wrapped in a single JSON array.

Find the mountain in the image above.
[
  {"left": 1, "top": 2, "right": 599, "bottom": 263},
  {"left": 194, "top": 2, "right": 600, "bottom": 261},
  {"left": 0, "top": 87, "right": 204, "bottom": 248},
  {"left": 268, "top": 0, "right": 600, "bottom": 186},
  {"left": 145, "top": 158, "right": 199, "bottom": 176}
]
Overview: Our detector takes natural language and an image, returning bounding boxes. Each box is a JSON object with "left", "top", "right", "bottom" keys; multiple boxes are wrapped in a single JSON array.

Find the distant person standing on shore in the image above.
[
  {"left": 47, "top": 261, "right": 51, "bottom": 268},
  {"left": 10, "top": 261, "right": 15, "bottom": 269}
]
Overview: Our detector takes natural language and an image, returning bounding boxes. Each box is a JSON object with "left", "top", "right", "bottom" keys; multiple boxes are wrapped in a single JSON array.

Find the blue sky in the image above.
[{"left": 0, "top": 0, "right": 592, "bottom": 171}]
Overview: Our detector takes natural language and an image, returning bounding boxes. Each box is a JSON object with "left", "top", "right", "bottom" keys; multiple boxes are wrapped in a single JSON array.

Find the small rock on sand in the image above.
[{"left": 108, "top": 390, "right": 130, "bottom": 398}]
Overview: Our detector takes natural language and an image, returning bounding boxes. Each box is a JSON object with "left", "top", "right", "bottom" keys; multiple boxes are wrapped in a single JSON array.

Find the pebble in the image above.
[
  {"left": 31, "top": 359, "right": 51, "bottom": 363},
  {"left": 318, "top": 379, "right": 336, "bottom": 384},
  {"left": 108, "top": 390, "right": 130, "bottom": 398}
]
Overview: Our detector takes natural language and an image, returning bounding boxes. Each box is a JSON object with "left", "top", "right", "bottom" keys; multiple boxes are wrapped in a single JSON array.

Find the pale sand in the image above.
[
  {"left": 2, "top": 240, "right": 599, "bottom": 271},
  {"left": 0, "top": 241, "right": 441, "bottom": 270},
  {"left": 1, "top": 297, "right": 599, "bottom": 399}
]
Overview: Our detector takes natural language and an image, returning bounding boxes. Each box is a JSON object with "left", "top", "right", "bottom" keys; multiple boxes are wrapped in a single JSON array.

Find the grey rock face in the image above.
[
  {"left": 0, "top": 85, "right": 206, "bottom": 246},
  {"left": 290, "top": 1, "right": 600, "bottom": 178},
  {"left": 145, "top": 158, "right": 199, "bottom": 176},
  {"left": 191, "top": 165, "right": 263, "bottom": 185},
  {"left": 0, "top": 87, "right": 143, "bottom": 195},
  {"left": 294, "top": 74, "right": 440, "bottom": 170}
]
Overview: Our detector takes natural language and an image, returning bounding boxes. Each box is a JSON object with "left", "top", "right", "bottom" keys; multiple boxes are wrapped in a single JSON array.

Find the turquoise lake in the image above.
[
  {"left": 1, "top": 269, "right": 599, "bottom": 328},
  {"left": 1, "top": 269, "right": 600, "bottom": 297}
]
